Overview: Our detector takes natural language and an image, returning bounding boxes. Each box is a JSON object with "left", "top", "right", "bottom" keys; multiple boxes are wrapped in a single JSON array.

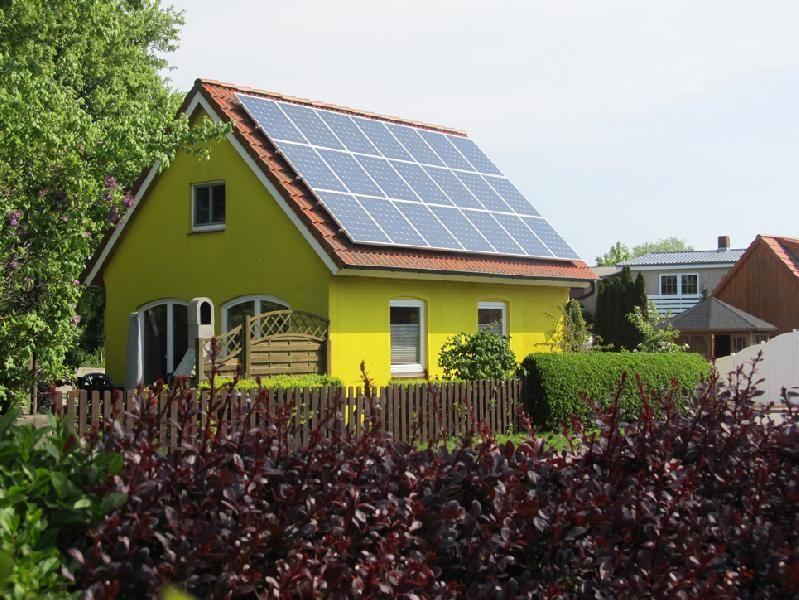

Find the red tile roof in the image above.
[
  {"left": 713, "top": 234, "right": 799, "bottom": 295},
  {"left": 87, "top": 79, "right": 597, "bottom": 284}
]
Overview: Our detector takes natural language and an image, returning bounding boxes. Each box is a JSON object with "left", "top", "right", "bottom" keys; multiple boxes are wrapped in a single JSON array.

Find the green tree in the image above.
[
  {"left": 547, "top": 299, "right": 591, "bottom": 352},
  {"left": 595, "top": 241, "right": 632, "bottom": 266},
  {"left": 0, "top": 1, "right": 225, "bottom": 408},
  {"left": 594, "top": 267, "right": 646, "bottom": 351},
  {"left": 627, "top": 303, "right": 686, "bottom": 352},
  {"left": 631, "top": 237, "right": 693, "bottom": 256},
  {"left": 438, "top": 330, "right": 517, "bottom": 380},
  {"left": 596, "top": 237, "right": 694, "bottom": 266}
]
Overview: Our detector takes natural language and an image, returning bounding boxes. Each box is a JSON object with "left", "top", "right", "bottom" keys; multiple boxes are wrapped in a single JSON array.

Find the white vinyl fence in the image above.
[{"left": 715, "top": 330, "right": 799, "bottom": 405}]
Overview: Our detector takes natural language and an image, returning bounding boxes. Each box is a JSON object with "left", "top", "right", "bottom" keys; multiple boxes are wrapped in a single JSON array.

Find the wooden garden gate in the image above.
[{"left": 198, "top": 310, "right": 329, "bottom": 380}]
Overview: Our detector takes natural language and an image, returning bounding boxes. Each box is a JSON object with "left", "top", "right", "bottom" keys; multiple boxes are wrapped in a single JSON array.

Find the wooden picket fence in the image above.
[{"left": 48, "top": 379, "right": 522, "bottom": 448}]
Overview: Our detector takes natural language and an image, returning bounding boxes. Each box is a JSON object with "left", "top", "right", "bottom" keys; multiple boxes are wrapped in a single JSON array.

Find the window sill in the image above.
[
  {"left": 191, "top": 224, "right": 226, "bottom": 234},
  {"left": 391, "top": 364, "right": 425, "bottom": 378}
]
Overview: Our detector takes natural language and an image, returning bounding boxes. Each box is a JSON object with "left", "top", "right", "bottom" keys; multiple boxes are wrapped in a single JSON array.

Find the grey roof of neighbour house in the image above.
[
  {"left": 620, "top": 249, "right": 746, "bottom": 267},
  {"left": 590, "top": 265, "right": 622, "bottom": 278},
  {"left": 670, "top": 297, "right": 777, "bottom": 332}
]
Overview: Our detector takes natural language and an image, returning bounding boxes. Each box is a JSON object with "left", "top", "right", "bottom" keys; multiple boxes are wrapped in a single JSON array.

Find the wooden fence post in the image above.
[
  {"left": 243, "top": 316, "right": 252, "bottom": 378},
  {"left": 196, "top": 338, "right": 206, "bottom": 382}
]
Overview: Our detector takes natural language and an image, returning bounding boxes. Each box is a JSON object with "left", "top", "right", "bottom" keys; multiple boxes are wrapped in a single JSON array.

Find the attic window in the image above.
[{"left": 193, "top": 182, "right": 226, "bottom": 231}]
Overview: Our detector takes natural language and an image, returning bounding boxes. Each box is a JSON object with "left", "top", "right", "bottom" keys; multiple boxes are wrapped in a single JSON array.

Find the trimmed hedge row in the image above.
[
  {"left": 197, "top": 374, "right": 343, "bottom": 391},
  {"left": 522, "top": 352, "right": 710, "bottom": 428}
]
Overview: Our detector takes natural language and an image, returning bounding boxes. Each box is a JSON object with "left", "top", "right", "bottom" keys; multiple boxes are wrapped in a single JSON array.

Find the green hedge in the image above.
[
  {"left": 198, "top": 374, "right": 343, "bottom": 391},
  {"left": 521, "top": 352, "right": 710, "bottom": 428}
]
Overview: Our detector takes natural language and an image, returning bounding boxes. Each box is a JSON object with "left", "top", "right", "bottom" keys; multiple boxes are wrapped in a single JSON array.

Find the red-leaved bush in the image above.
[{"left": 71, "top": 364, "right": 798, "bottom": 598}]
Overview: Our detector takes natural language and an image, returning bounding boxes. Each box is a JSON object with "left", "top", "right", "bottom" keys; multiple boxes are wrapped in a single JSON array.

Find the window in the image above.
[
  {"left": 681, "top": 274, "right": 698, "bottom": 295},
  {"left": 221, "top": 295, "right": 289, "bottom": 333},
  {"left": 478, "top": 301, "right": 507, "bottom": 336},
  {"left": 659, "top": 273, "right": 699, "bottom": 295},
  {"left": 390, "top": 300, "right": 425, "bottom": 374},
  {"left": 192, "top": 182, "right": 226, "bottom": 230},
  {"left": 732, "top": 335, "right": 748, "bottom": 353},
  {"left": 139, "top": 300, "right": 188, "bottom": 384},
  {"left": 660, "top": 275, "right": 678, "bottom": 295},
  {"left": 755, "top": 334, "right": 770, "bottom": 344}
]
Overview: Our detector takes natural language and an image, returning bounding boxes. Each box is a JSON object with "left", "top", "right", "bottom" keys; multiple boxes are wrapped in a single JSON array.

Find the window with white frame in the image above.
[
  {"left": 681, "top": 274, "right": 698, "bottom": 295},
  {"left": 477, "top": 301, "right": 507, "bottom": 336},
  {"left": 659, "top": 274, "right": 678, "bottom": 295},
  {"left": 390, "top": 300, "right": 425, "bottom": 374},
  {"left": 659, "top": 273, "right": 698, "bottom": 295},
  {"left": 139, "top": 300, "right": 188, "bottom": 384},
  {"left": 221, "top": 295, "right": 289, "bottom": 333},
  {"left": 192, "top": 182, "right": 226, "bottom": 230}
]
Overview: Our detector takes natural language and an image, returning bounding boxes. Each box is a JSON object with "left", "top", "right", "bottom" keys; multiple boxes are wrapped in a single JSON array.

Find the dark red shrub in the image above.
[{"left": 72, "top": 364, "right": 798, "bottom": 598}]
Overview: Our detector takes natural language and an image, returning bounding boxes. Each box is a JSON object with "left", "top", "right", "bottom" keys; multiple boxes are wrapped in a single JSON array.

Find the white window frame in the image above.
[
  {"left": 220, "top": 295, "right": 290, "bottom": 332},
  {"left": 389, "top": 299, "right": 426, "bottom": 375},
  {"left": 659, "top": 272, "right": 699, "bottom": 296},
  {"left": 191, "top": 181, "right": 226, "bottom": 232},
  {"left": 477, "top": 301, "right": 508, "bottom": 336},
  {"left": 137, "top": 299, "right": 189, "bottom": 382}
]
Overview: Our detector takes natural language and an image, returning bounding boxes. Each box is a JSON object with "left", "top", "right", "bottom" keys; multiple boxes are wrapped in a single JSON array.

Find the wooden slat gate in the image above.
[{"left": 199, "top": 310, "right": 329, "bottom": 380}]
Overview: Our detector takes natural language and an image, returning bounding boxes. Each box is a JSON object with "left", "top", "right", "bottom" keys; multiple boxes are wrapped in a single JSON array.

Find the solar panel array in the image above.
[{"left": 236, "top": 93, "right": 579, "bottom": 261}]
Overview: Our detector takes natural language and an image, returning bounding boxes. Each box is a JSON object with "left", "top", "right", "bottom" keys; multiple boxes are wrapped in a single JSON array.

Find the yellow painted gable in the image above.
[{"left": 102, "top": 113, "right": 331, "bottom": 383}]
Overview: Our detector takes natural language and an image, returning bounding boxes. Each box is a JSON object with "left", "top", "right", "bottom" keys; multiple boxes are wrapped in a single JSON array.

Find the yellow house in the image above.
[{"left": 84, "top": 79, "right": 596, "bottom": 388}]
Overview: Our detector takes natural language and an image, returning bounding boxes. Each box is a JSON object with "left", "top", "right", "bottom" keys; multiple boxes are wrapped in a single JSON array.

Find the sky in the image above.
[{"left": 164, "top": 1, "right": 799, "bottom": 264}]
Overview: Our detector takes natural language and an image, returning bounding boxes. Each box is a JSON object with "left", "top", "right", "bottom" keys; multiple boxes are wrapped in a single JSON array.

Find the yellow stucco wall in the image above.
[
  {"left": 102, "top": 112, "right": 567, "bottom": 387},
  {"left": 102, "top": 121, "right": 331, "bottom": 383},
  {"left": 329, "top": 275, "right": 568, "bottom": 386}
]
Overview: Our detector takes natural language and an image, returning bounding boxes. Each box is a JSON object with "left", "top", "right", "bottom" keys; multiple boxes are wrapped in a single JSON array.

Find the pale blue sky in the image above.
[{"left": 165, "top": 1, "right": 798, "bottom": 263}]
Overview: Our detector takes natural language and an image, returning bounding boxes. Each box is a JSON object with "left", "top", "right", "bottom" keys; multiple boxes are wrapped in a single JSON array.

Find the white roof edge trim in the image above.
[{"left": 84, "top": 90, "right": 339, "bottom": 286}]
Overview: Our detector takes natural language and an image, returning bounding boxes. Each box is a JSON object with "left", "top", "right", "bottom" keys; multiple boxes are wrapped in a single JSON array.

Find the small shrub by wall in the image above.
[
  {"left": 522, "top": 352, "right": 709, "bottom": 428},
  {"left": 197, "top": 374, "right": 343, "bottom": 391}
]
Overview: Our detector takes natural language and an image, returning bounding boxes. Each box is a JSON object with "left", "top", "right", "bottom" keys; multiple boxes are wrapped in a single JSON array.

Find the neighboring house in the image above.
[
  {"left": 713, "top": 235, "right": 799, "bottom": 335},
  {"left": 619, "top": 236, "right": 745, "bottom": 315},
  {"left": 83, "top": 79, "right": 596, "bottom": 388},
  {"left": 670, "top": 297, "right": 776, "bottom": 360}
]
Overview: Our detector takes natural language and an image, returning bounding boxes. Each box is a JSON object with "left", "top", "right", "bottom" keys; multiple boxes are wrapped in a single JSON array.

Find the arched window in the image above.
[
  {"left": 221, "top": 295, "right": 289, "bottom": 333},
  {"left": 138, "top": 299, "right": 188, "bottom": 384}
]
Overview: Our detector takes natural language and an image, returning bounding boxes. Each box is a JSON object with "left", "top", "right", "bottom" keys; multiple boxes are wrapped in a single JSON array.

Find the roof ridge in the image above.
[{"left": 196, "top": 78, "right": 467, "bottom": 136}]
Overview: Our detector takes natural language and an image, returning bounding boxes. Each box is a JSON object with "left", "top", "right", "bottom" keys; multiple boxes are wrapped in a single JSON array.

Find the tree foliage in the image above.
[
  {"left": 438, "top": 330, "right": 517, "bottom": 380},
  {"left": 628, "top": 302, "right": 686, "bottom": 353},
  {"left": 547, "top": 299, "right": 591, "bottom": 352},
  {"left": 596, "top": 237, "right": 694, "bottom": 266},
  {"left": 594, "top": 267, "right": 647, "bottom": 350},
  {"left": 0, "top": 0, "right": 225, "bottom": 406}
]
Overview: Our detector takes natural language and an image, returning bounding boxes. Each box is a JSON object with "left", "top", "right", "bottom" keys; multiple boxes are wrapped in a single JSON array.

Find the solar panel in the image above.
[
  {"left": 395, "top": 202, "right": 461, "bottom": 250},
  {"left": 356, "top": 197, "right": 426, "bottom": 247},
  {"left": 278, "top": 143, "right": 345, "bottom": 192},
  {"left": 317, "top": 149, "right": 383, "bottom": 196},
  {"left": 355, "top": 155, "right": 418, "bottom": 201},
  {"left": 386, "top": 124, "right": 445, "bottom": 166},
  {"left": 316, "top": 192, "right": 389, "bottom": 244},
  {"left": 279, "top": 103, "right": 343, "bottom": 149},
  {"left": 237, "top": 92, "right": 580, "bottom": 261},
  {"left": 390, "top": 161, "right": 452, "bottom": 205}
]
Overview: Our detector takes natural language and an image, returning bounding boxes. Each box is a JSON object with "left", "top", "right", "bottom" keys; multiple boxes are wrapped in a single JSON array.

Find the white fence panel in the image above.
[{"left": 715, "top": 330, "right": 799, "bottom": 404}]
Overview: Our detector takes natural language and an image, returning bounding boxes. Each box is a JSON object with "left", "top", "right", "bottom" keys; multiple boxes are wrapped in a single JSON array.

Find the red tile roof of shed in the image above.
[{"left": 196, "top": 79, "right": 596, "bottom": 282}]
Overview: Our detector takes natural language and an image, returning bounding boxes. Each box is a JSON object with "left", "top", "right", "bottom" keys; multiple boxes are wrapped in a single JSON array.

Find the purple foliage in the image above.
[
  {"left": 72, "top": 366, "right": 798, "bottom": 598},
  {"left": 104, "top": 175, "right": 118, "bottom": 190}
]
